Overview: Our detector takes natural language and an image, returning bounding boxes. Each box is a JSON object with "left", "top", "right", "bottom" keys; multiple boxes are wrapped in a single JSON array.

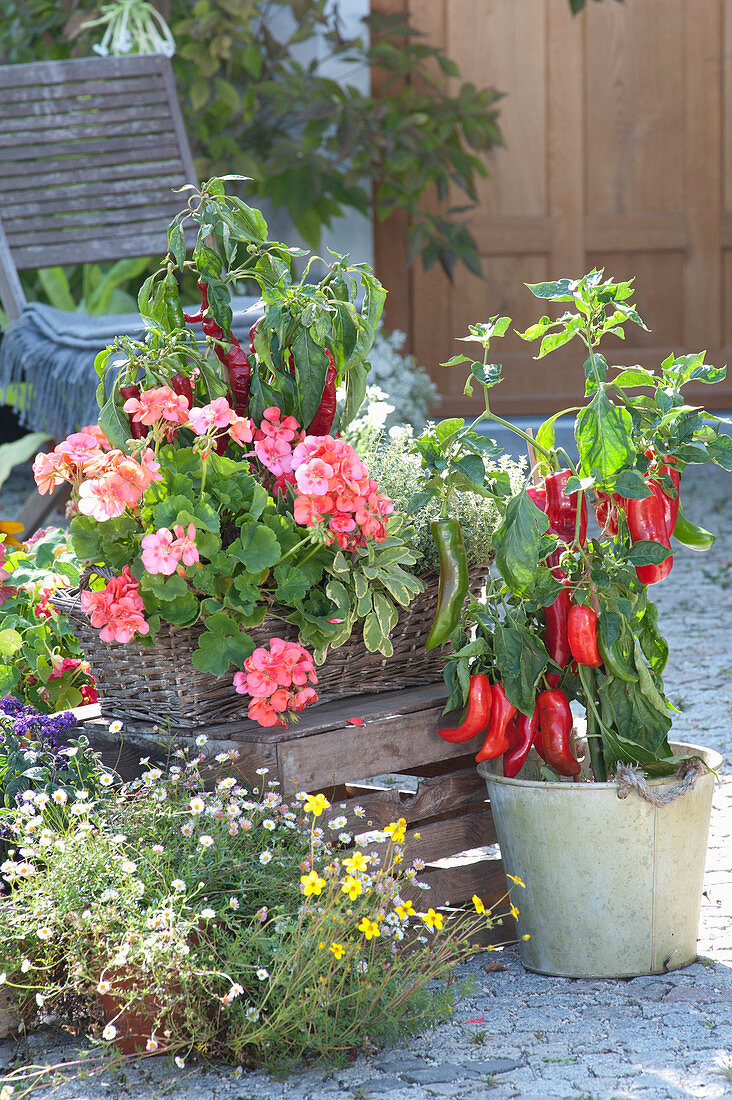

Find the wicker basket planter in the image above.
[{"left": 54, "top": 567, "right": 486, "bottom": 729}]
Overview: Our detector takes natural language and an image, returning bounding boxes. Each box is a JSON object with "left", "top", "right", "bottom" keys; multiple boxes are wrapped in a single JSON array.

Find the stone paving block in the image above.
[
  {"left": 400, "top": 1064, "right": 463, "bottom": 1085},
  {"left": 370, "top": 1052, "right": 425, "bottom": 1073},
  {"left": 350, "top": 1077, "right": 409, "bottom": 1096},
  {"left": 463, "top": 1057, "right": 522, "bottom": 1075}
]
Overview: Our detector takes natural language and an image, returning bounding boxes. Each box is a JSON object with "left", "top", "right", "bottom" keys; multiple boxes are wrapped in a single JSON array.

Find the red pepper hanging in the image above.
[
  {"left": 625, "top": 482, "right": 673, "bottom": 584},
  {"left": 537, "top": 688, "right": 581, "bottom": 777},
  {"left": 646, "top": 452, "right": 680, "bottom": 540},
  {"left": 545, "top": 469, "right": 588, "bottom": 545},
  {"left": 248, "top": 319, "right": 261, "bottom": 357},
  {"left": 595, "top": 491, "right": 619, "bottom": 537},
  {"left": 183, "top": 281, "right": 209, "bottom": 325},
  {"left": 475, "top": 682, "right": 516, "bottom": 763},
  {"left": 544, "top": 588, "right": 572, "bottom": 687},
  {"left": 567, "top": 604, "right": 603, "bottom": 668},
  {"left": 438, "top": 674, "right": 492, "bottom": 743},
  {"left": 226, "top": 341, "right": 252, "bottom": 416},
  {"left": 306, "top": 350, "right": 337, "bottom": 436},
  {"left": 526, "top": 485, "right": 547, "bottom": 511},
  {"left": 119, "top": 384, "right": 146, "bottom": 440},
  {"left": 503, "top": 704, "right": 540, "bottom": 778},
  {"left": 170, "top": 373, "right": 193, "bottom": 407}
]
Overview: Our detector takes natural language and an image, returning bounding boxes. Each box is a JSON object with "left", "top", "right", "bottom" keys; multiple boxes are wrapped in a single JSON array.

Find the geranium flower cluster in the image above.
[
  {"left": 141, "top": 523, "right": 199, "bottom": 576},
  {"left": 187, "top": 396, "right": 254, "bottom": 450},
  {"left": 251, "top": 407, "right": 303, "bottom": 495},
  {"left": 33, "top": 429, "right": 161, "bottom": 524},
  {"left": 290, "top": 436, "right": 394, "bottom": 550},
  {"left": 233, "top": 637, "right": 318, "bottom": 727},
  {"left": 79, "top": 566, "right": 149, "bottom": 644}
]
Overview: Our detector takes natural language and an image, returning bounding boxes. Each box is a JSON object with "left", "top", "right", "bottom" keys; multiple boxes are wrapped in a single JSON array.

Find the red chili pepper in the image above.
[
  {"left": 475, "top": 682, "right": 516, "bottom": 763},
  {"left": 438, "top": 674, "right": 492, "bottom": 743},
  {"left": 646, "top": 453, "right": 680, "bottom": 540},
  {"left": 567, "top": 604, "right": 602, "bottom": 668},
  {"left": 595, "top": 491, "right": 619, "bottom": 536},
  {"left": 544, "top": 588, "right": 571, "bottom": 687},
  {"left": 170, "top": 373, "right": 193, "bottom": 407},
  {"left": 625, "top": 482, "right": 673, "bottom": 584},
  {"left": 545, "top": 469, "right": 587, "bottom": 545},
  {"left": 249, "top": 318, "right": 261, "bottom": 357},
  {"left": 306, "top": 350, "right": 337, "bottom": 435},
  {"left": 184, "top": 281, "right": 209, "bottom": 324},
  {"left": 227, "top": 342, "right": 252, "bottom": 416},
  {"left": 503, "top": 703, "right": 540, "bottom": 778},
  {"left": 537, "top": 688, "right": 581, "bottom": 777},
  {"left": 119, "top": 384, "right": 146, "bottom": 440}
]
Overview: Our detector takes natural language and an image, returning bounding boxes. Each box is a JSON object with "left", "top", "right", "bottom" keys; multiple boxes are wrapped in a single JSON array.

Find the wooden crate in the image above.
[{"left": 76, "top": 684, "right": 516, "bottom": 943}]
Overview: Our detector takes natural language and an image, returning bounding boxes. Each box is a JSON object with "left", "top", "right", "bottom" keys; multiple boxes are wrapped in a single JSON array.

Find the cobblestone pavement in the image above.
[{"left": 1, "top": 465, "right": 731, "bottom": 1099}]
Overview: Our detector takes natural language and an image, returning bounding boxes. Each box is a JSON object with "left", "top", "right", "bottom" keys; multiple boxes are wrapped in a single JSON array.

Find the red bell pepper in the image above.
[
  {"left": 438, "top": 674, "right": 492, "bottom": 743},
  {"left": 475, "top": 682, "right": 516, "bottom": 763},
  {"left": 544, "top": 588, "right": 572, "bottom": 686},
  {"left": 567, "top": 605, "right": 602, "bottom": 668},
  {"left": 503, "top": 703, "right": 540, "bottom": 778},
  {"left": 545, "top": 469, "right": 587, "bottom": 545},
  {"left": 537, "top": 688, "right": 581, "bottom": 777},
  {"left": 526, "top": 485, "right": 547, "bottom": 512},
  {"left": 625, "top": 483, "right": 673, "bottom": 584},
  {"left": 595, "top": 491, "right": 619, "bottom": 536}
]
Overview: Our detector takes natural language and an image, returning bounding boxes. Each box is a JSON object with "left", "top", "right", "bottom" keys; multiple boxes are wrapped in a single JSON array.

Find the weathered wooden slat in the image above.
[
  {"left": 403, "top": 848, "right": 507, "bottom": 909},
  {"left": 11, "top": 235, "right": 167, "bottom": 270},
  {"left": 1, "top": 89, "right": 169, "bottom": 120},
  {"left": 0, "top": 55, "right": 169, "bottom": 88},
  {"left": 2, "top": 182, "right": 183, "bottom": 218},
  {"left": 6, "top": 204, "right": 186, "bottom": 242},
  {"left": 0, "top": 158, "right": 185, "bottom": 188},
  {"left": 343, "top": 767, "right": 488, "bottom": 829},
  {"left": 0, "top": 103, "right": 174, "bottom": 136},
  {"left": 1, "top": 116, "right": 176, "bottom": 148},
  {"left": 584, "top": 211, "right": 688, "bottom": 251},
  {"left": 0, "top": 135, "right": 180, "bottom": 163},
  {"left": 366, "top": 808, "right": 496, "bottom": 866}
]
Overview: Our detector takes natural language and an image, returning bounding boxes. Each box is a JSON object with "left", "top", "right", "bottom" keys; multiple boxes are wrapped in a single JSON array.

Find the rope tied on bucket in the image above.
[{"left": 614, "top": 756, "right": 707, "bottom": 806}]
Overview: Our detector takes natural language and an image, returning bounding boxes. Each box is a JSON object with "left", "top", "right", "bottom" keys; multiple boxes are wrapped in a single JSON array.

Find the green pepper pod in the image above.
[
  {"left": 597, "top": 631, "right": 637, "bottom": 683},
  {"left": 671, "top": 499, "right": 715, "bottom": 552},
  {"left": 426, "top": 518, "right": 469, "bottom": 650},
  {"left": 164, "top": 270, "right": 186, "bottom": 332}
]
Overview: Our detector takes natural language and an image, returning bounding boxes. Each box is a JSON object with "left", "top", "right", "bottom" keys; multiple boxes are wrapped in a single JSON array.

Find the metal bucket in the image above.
[{"left": 478, "top": 741, "right": 721, "bottom": 978}]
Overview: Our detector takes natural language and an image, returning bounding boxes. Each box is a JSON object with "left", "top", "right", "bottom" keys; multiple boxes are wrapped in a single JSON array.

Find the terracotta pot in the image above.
[{"left": 99, "top": 970, "right": 182, "bottom": 1055}]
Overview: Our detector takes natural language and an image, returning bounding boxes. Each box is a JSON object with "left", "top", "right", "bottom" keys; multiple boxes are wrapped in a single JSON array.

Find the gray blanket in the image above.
[{"left": 0, "top": 297, "right": 262, "bottom": 439}]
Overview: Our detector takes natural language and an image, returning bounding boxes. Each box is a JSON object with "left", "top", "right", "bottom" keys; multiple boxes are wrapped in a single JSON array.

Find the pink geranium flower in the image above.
[
  {"left": 123, "top": 385, "right": 190, "bottom": 426},
  {"left": 172, "top": 523, "right": 199, "bottom": 567},
  {"left": 141, "top": 528, "right": 180, "bottom": 575},
  {"left": 77, "top": 472, "right": 140, "bottom": 521},
  {"left": 233, "top": 636, "right": 318, "bottom": 727}
]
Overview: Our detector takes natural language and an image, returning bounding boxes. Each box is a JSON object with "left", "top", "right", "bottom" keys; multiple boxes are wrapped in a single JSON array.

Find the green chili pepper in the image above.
[
  {"left": 671, "top": 499, "right": 715, "bottom": 552},
  {"left": 164, "top": 270, "right": 186, "bottom": 332},
  {"left": 597, "top": 630, "right": 637, "bottom": 683},
  {"left": 426, "top": 518, "right": 469, "bottom": 650}
]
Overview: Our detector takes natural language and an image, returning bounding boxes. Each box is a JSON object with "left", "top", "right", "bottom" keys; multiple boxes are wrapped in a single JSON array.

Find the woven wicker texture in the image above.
[{"left": 54, "top": 567, "right": 486, "bottom": 728}]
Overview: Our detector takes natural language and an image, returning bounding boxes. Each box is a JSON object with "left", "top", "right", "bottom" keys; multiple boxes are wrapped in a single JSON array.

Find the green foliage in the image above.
[
  {"left": 0, "top": 529, "right": 96, "bottom": 712},
  {"left": 0, "top": 754, "right": 506, "bottom": 1070},
  {"left": 0, "top": 1, "right": 503, "bottom": 280}
]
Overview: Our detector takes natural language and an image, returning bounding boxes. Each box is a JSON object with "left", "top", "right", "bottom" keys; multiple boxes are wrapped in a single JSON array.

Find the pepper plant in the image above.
[{"left": 431, "top": 271, "right": 731, "bottom": 781}]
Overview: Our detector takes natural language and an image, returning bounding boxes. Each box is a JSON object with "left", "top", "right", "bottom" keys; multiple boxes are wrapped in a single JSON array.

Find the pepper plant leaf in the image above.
[
  {"left": 492, "top": 492, "right": 548, "bottom": 595},
  {"left": 494, "top": 618, "right": 549, "bottom": 717},
  {"left": 575, "top": 389, "right": 634, "bottom": 480}
]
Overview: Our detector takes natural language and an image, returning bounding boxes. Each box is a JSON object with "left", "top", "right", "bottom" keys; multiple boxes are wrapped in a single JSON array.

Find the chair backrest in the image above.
[{"left": 0, "top": 54, "right": 197, "bottom": 321}]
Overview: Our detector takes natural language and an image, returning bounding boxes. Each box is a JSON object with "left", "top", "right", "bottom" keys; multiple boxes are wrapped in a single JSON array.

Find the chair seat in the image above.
[{"left": 0, "top": 297, "right": 263, "bottom": 438}]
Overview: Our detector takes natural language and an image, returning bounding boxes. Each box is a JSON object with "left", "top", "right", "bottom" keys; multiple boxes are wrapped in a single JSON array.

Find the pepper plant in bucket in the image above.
[{"left": 430, "top": 270, "right": 730, "bottom": 782}]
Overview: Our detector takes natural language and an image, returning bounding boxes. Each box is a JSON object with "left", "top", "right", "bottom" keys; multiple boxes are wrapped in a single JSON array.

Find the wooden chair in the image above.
[{"left": 0, "top": 54, "right": 259, "bottom": 535}]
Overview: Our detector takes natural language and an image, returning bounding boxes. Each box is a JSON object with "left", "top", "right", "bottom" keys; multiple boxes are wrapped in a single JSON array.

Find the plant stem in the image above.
[
  {"left": 579, "top": 665, "right": 606, "bottom": 782},
  {"left": 482, "top": 410, "right": 555, "bottom": 462}
]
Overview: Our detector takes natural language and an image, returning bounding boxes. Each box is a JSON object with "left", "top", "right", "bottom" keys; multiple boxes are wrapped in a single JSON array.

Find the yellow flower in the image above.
[
  {"left": 343, "top": 851, "right": 369, "bottom": 873},
  {"left": 0, "top": 521, "right": 24, "bottom": 549},
  {"left": 341, "top": 875, "right": 362, "bottom": 901},
  {"left": 472, "top": 895, "right": 486, "bottom": 915},
  {"left": 421, "top": 908, "right": 444, "bottom": 931},
  {"left": 303, "top": 793, "right": 331, "bottom": 818},
  {"left": 393, "top": 853, "right": 403, "bottom": 864},
  {"left": 522, "top": 933, "right": 531, "bottom": 941},
  {"left": 384, "top": 818, "right": 407, "bottom": 845},
  {"left": 300, "top": 870, "right": 326, "bottom": 897},
  {"left": 394, "top": 900, "right": 415, "bottom": 920},
  {"left": 358, "top": 917, "right": 380, "bottom": 940},
  {"left": 329, "top": 942, "right": 345, "bottom": 960},
  {"left": 506, "top": 873, "right": 526, "bottom": 888},
  {"left": 509, "top": 904, "right": 520, "bottom": 920},
  {"left": 318, "top": 942, "right": 326, "bottom": 950}
]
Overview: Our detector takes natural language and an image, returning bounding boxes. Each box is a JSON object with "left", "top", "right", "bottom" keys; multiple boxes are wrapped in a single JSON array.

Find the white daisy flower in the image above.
[
  {"left": 259, "top": 851, "right": 272, "bottom": 865},
  {"left": 200, "top": 907, "right": 215, "bottom": 920},
  {"left": 256, "top": 968, "right": 269, "bottom": 981},
  {"left": 151, "top": 844, "right": 164, "bottom": 855},
  {"left": 171, "top": 879, "right": 186, "bottom": 892},
  {"left": 146, "top": 1037, "right": 159, "bottom": 1052},
  {"left": 102, "top": 1023, "right": 117, "bottom": 1041},
  {"left": 108, "top": 720, "right": 123, "bottom": 734},
  {"left": 245, "top": 1006, "right": 260, "bottom": 1022},
  {"left": 52, "top": 790, "right": 67, "bottom": 805},
  {"left": 198, "top": 835, "right": 214, "bottom": 849},
  {"left": 262, "top": 819, "right": 276, "bottom": 831},
  {"left": 97, "top": 979, "right": 112, "bottom": 994},
  {"left": 228, "top": 897, "right": 239, "bottom": 910},
  {"left": 189, "top": 796, "right": 205, "bottom": 815},
  {"left": 98, "top": 774, "right": 114, "bottom": 788},
  {"left": 37, "top": 927, "right": 53, "bottom": 941},
  {"left": 120, "top": 860, "right": 137, "bottom": 874},
  {"left": 255, "top": 767, "right": 269, "bottom": 776},
  {"left": 195, "top": 734, "right": 208, "bottom": 747},
  {"left": 181, "top": 821, "right": 195, "bottom": 838}
]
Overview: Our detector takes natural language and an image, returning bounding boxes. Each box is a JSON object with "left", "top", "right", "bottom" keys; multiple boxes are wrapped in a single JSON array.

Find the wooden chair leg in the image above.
[{"left": 16, "top": 482, "right": 70, "bottom": 539}]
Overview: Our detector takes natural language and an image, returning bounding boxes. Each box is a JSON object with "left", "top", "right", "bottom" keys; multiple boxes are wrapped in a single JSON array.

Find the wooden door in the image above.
[{"left": 373, "top": 0, "right": 732, "bottom": 418}]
